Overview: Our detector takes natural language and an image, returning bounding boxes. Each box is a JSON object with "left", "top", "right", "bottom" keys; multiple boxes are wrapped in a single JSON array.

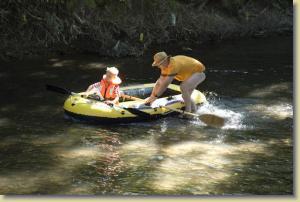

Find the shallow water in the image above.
[{"left": 0, "top": 35, "right": 293, "bottom": 195}]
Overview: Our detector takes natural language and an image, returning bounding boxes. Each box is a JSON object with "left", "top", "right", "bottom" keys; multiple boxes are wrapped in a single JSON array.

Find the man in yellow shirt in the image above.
[{"left": 145, "top": 51, "right": 206, "bottom": 113}]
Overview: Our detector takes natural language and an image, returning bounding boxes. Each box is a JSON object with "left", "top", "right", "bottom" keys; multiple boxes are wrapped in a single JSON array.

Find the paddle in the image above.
[
  {"left": 122, "top": 94, "right": 225, "bottom": 128},
  {"left": 46, "top": 84, "right": 75, "bottom": 95},
  {"left": 46, "top": 84, "right": 103, "bottom": 101},
  {"left": 161, "top": 105, "right": 225, "bottom": 128}
]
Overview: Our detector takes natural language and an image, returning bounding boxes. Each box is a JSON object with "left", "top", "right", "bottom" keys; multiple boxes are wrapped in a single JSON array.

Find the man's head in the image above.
[{"left": 152, "top": 51, "right": 170, "bottom": 69}]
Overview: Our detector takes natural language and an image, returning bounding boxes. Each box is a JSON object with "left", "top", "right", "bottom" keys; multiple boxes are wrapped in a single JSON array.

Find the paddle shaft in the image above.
[
  {"left": 121, "top": 94, "right": 199, "bottom": 117},
  {"left": 121, "top": 94, "right": 142, "bottom": 101},
  {"left": 162, "top": 105, "right": 200, "bottom": 117},
  {"left": 122, "top": 94, "right": 225, "bottom": 127},
  {"left": 46, "top": 84, "right": 106, "bottom": 102},
  {"left": 46, "top": 84, "right": 75, "bottom": 95}
]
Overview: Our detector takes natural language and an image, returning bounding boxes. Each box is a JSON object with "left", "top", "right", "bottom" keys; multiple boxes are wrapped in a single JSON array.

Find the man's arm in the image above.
[
  {"left": 145, "top": 75, "right": 174, "bottom": 104},
  {"left": 153, "top": 75, "right": 174, "bottom": 97},
  {"left": 150, "top": 76, "right": 163, "bottom": 97}
]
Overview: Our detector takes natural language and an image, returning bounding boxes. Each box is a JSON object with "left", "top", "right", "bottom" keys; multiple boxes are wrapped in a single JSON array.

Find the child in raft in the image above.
[{"left": 86, "top": 67, "right": 122, "bottom": 105}]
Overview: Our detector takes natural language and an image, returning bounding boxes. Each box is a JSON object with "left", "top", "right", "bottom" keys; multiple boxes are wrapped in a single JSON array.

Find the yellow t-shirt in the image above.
[{"left": 161, "top": 55, "right": 205, "bottom": 81}]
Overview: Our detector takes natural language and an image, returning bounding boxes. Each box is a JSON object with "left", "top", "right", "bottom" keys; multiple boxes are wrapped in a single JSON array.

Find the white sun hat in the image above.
[
  {"left": 106, "top": 66, "right": 119, "bottom": 75},
  {"left": 103, "top": 66, "right": 122, "bottom": 84}
]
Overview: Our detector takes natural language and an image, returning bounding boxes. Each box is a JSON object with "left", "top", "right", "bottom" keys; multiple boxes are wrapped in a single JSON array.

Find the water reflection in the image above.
[
  {"left": 150, "top": 141, "right": 268, "bottom": 193},
  {"left": 246, "top": 103, "right": 293, "bottom": 120},
  {"left": 247, "top": 82, "right": 292, "bottom": 98}
]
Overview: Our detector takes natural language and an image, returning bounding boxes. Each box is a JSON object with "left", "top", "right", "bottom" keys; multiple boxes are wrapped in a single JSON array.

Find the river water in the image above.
[{"left": 0, "top": 35, "right": 293, "bottom": 195}]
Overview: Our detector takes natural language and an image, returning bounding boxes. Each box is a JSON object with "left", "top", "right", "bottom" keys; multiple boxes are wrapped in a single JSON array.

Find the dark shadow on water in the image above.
[
  {"left": 0, "top": 142, "right": 58, "bottom": 174},
  {"left": 211, "top": 142, "right": 293, "bottom": 195}
]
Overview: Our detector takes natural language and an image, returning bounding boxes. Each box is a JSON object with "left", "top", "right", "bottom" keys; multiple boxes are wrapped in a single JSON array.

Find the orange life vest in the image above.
[{"left": 99, "top": 79, "right": 119, "bottom": 100}]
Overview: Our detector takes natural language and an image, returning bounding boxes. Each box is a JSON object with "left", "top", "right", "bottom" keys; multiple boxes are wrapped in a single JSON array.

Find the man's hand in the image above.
[{"left": 144, "top": 95, "right": 157, "bottom": 105}]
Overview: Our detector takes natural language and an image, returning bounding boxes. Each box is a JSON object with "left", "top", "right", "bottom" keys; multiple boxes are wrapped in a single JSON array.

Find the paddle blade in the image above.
[
  {"left": 46, "top": 84, "right": 72, "bottom": 95},
  {"left": 198, "top": 114, "right": 225, "bottom": 128}
]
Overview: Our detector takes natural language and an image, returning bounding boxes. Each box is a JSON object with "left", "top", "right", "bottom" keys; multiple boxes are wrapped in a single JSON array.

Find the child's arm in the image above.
[
  {"left": 111, "top": 95, "right": 120, "bottom": 104},
  {"left": 86, "top": 82, "right": 100, "bottom": 92},
  {"left": 112, "top": 85, "right": 120, "bottom": 104},
  {"left": 105, "top": 85, "right": 120, "bottom": 104}
]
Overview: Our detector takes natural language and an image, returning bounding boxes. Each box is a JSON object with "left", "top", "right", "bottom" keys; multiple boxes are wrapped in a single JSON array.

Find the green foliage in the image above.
[
  {"left": 168, "top": 0, "right": 180, "bottom": 12},
  {"left": 221, "top": 0, "right": 247, "bottom": 13},
  {"left": 21, "top": 14, "right": 27, "bottom": 24},
  {"left": 0, "top": 0, "right": 293, "bottom": 60},
  {"left": 66, "top": 0, "right": 97, "bottom": 11}
]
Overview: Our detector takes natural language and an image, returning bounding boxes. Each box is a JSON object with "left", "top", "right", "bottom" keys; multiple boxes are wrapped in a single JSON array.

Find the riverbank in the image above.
[{"left": 0, "top": 0, "right": 292, "bottom": 61}]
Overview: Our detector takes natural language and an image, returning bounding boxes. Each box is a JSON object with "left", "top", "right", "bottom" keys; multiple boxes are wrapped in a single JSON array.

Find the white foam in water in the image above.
[
  {"left": 268, "top": 103, "right": 293, "bottom": 119},
  {"left": 246, "top": 103, "right": 293, "bottom": 120},
  {"left": 196, "top": 100, "right": 248, "bottom": 130}
]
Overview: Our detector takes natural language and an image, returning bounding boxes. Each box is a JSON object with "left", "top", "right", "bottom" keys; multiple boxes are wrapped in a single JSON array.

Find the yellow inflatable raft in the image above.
[{"left": 63, "top": 83, "right": 206, "bottom": 123}]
